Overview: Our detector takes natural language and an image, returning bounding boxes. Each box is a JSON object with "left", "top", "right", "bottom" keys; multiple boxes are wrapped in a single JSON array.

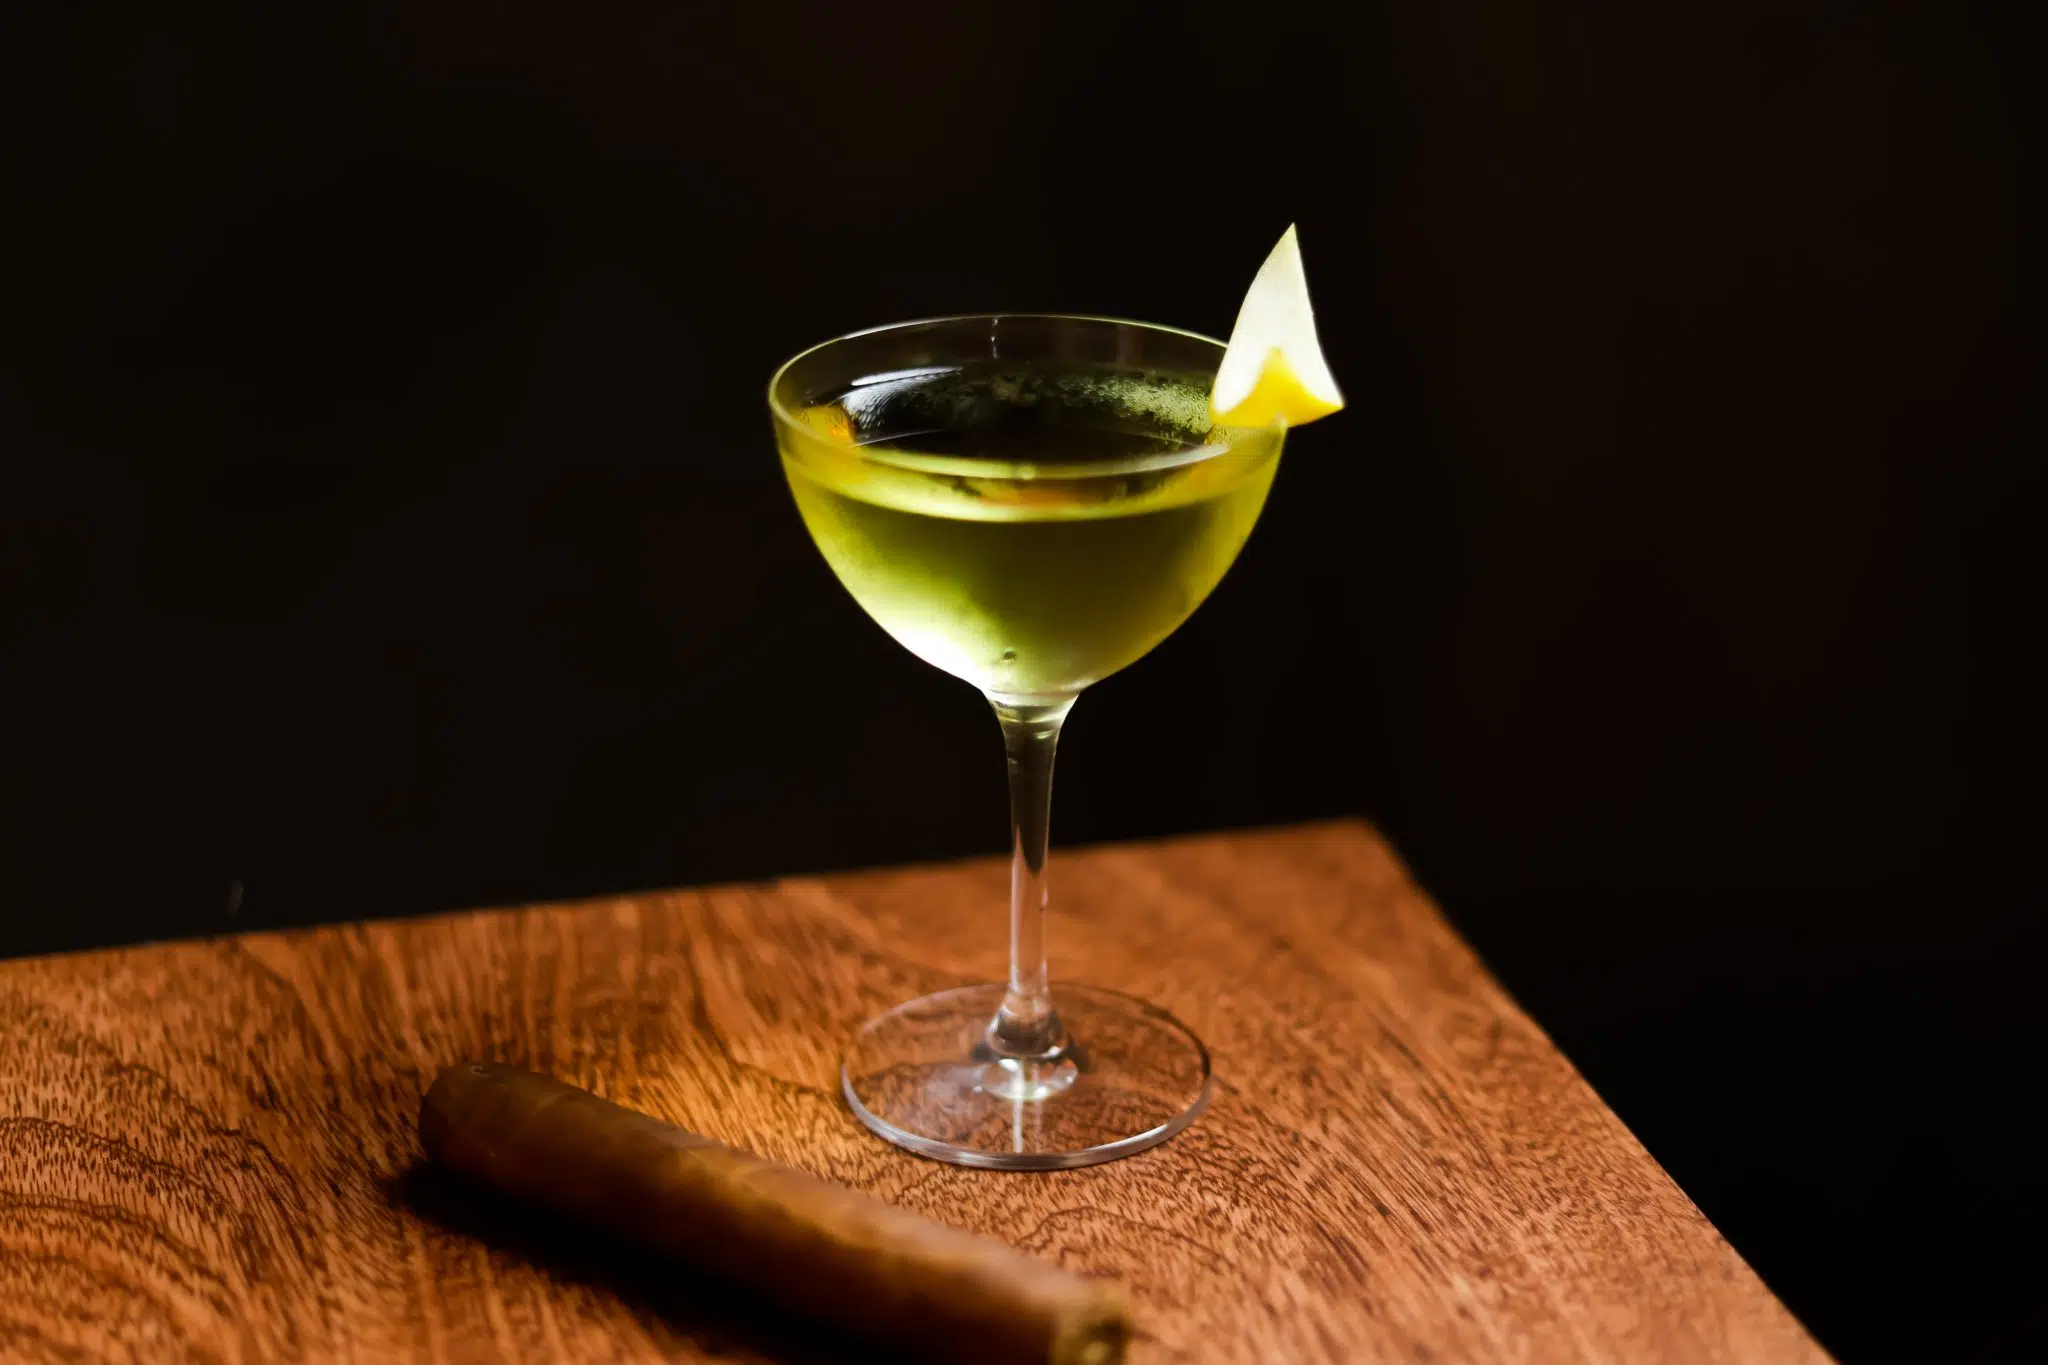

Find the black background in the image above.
[{"left": 2, "top": 2, "right": 2037, "bottom": 1358}]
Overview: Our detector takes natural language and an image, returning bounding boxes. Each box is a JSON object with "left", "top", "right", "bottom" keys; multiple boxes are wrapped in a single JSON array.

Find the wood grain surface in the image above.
[{"left": 0, "top": 821, "right": 1826, "bottom": 1363}]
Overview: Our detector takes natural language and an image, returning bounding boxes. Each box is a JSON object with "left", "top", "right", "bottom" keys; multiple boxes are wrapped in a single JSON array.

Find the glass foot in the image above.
[{"left": 841, "top": 983, "right": 1212, "bottom": 1170}]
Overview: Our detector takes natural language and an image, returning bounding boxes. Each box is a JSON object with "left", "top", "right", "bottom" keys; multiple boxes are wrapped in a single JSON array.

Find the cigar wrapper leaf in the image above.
[{"left": 420, "top": 1062, "right": 1131, "bottom": 1365}]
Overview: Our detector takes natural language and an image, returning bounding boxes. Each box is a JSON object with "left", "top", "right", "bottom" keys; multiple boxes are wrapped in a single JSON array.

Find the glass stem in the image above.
[{"left": 987, "top": 694, "right": 1077, "bottom": 1060}]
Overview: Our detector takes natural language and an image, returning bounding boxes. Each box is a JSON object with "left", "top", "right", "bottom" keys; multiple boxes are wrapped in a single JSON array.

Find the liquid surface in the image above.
[{"left": 778, "top": 361, "right": 1283, "bottom": 697}]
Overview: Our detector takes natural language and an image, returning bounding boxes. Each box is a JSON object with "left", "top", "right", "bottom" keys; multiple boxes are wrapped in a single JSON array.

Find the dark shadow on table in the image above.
[{"left": 388, "top": 1163, "right": 890, "bottom": 1364}]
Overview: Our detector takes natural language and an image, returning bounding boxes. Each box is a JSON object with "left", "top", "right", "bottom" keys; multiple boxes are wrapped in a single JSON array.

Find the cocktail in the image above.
[{"left": 770, "top": 229, "right": 1342, "bottom": 1168}]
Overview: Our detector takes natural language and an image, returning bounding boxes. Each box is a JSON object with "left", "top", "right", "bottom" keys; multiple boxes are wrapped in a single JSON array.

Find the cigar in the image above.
[{"left": 419, "top": 1062, "right": 1130, "bottom": 1365}]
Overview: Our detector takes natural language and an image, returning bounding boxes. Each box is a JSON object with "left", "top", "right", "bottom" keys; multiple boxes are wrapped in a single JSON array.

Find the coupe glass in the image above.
[{"left": 769, "top": 315, "right": 1284, "bottom": 1168}]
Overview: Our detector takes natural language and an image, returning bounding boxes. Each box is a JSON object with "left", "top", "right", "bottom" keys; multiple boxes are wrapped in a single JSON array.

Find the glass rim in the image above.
[{"left": 767, "top": 313, "right": 1264, "bottom": 481}]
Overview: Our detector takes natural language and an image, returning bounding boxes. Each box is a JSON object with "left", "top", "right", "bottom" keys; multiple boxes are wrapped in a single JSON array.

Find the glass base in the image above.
[{"left": 841, "top": 983, "right": 1212, "bottom": 1170}]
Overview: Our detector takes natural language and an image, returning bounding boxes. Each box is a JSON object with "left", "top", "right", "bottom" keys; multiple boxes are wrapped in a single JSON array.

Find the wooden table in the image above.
[{"left": 0, "top": 821, "right": 1824, "bottom": 1363}]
